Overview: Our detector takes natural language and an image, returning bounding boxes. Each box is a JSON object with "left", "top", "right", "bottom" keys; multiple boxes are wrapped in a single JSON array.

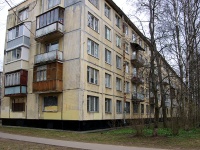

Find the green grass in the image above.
[{"left": 0, "top": 126, "right": 200, "bottom": 149}]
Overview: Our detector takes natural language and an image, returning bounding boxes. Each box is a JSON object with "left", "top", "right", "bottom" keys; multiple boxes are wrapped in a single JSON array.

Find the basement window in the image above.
[{"left": 43, "top": 96, "right": 58, "bottom": 112}]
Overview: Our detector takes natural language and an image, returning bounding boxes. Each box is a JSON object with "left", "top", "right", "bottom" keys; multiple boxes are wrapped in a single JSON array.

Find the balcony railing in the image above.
[
  {"left": 165, "top": 99, "right": 171, "bottom": 107},
  {"left": 5, "top": 86, "right": 27, "bottom": 96},
  {"left": 34, "top": 50, "right": 63, "bottom": 64},
  {"left": 162, "top": 78, "right": 169, "bottom": 85},
  {"left": 7, "top": 36, "right": 30, "bottom": 51},
  {"left": 131, "top": 74, "right": 144, "bottom": 84},
  {"left": 132, "top": 92, "right": 145, "bottom": 102},
  {"left": 131, "top": 53, "right": 145, "bottom": 67},
  {"left": 35, "top": 22, "right": 63, "bottom": 42}
]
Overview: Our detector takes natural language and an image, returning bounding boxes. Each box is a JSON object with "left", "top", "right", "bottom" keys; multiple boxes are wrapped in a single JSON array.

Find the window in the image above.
[
  {"left": 7, "top": 25, "right": 23, "bottom": 41},
  {"left": 88, "top": 12, "right": 99, "bottom": 32},
  {"left": 105, "top": 73, "right": 111, "bottom": 88},
  {"left": 141, "top": 104, "right": 144, "bottom": 114},
  {"left": 105, "top": 49, "right": 111, "bottom": 64},
  {"left": 139, "top": 38, "right": 142, "bottom": 46},
  {"left": 132, "top": 32, "right": 137, "bottom": 42},
  {"left": 87, "top": 96, "right": 99, "bottom": 112},
  {"left": 48, "top": 0, "right": 61, "bottom": 8},
  {"left": 88, "top": 0, "right": 99, "bottom": 8},
  {"left": 6, "top": 48, "right": 21, "bottom": 63},
  {"left": 87, "top": 66, "right": 98, "bottom": 84},
  {"left": 125, "top": 81, "right": 130, "bottom": 93},
  {"left": 116, "top": 35, "right": 121, "bottom": 48},
  {"left": 126, "top": 102, "right": 130, "bottom": 113},
  {"left": 146, "top": 105, "right": 149, "bottom": 114},
  {"left": 105, "top": 98, "right": 112, "bottom": 113},
  {"left": 150, "top": 105, "right": 154, "bottom": 114},
  {"left": 87, "top": 39, "right": 99, "bottom": 58},
  {"left": 116, "top": 55, "right": 121, "bottom": 69},
  {"left": 123, "top": 23, "right": 128, "bottom": 35},
  {"left": 5, "top": 72, "right": 20, "bottom": 86},
  {"left": 144, "top": 44, "right": 148, "bottom": 51},
  {"left": 104, "top": 3, "right": 111, "bottom": 19},
  {"left": 46, "top": 41, "right": 59, "bottom": 52},
  {"left": 36, "top": 65, "right": 47, "bottom": 81},
  {"left": 36, "top": 8, "right": 64, "bottom": 29},
  {"left": 43, "top": 96, "right": 58, "bottom": 111},
  {"left": 116, "top": 77, "right": 122, "bottom": 91},
  {"left": 12, "top": 98, "right": 25, "bottom": 112},
  {"left": 105, "top": 26, "right": 111, "bottom": 41},
  {"left": 125, "top": 43, "right": 129, "bottom": 53},
  {"left": 19, "top": 8, "right": 28, "bottom": 21},
  {"left": 115, "top": 14, "right": 120, "bottom": 28},
  {"left": 125, "top": 62, "right": 129, "bottom": 73},
  {"left": 133, "top": 104, "right": 138, "bottom": 113},
  {"left": 116, "top": 100, "right": 122, "bottom": 113}
]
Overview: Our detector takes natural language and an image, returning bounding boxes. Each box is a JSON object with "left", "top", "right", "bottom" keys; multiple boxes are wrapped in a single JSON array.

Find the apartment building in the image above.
[{"left": 1, "top": 0, "right": 181, "bottom": 130}]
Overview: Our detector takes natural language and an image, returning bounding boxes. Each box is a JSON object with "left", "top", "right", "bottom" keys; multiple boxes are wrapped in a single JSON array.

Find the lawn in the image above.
[
  {"left": 0, "top": 126, "right": 200, "bottom": 149},
  {"left": 0, "top": 138, "right": 78, "bottom": 150}
]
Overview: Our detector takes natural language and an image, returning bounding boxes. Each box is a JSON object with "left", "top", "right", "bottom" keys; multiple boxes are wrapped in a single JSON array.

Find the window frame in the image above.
[
  {"left": 36, "top": 65, "right": 47, "bottom": 82},
  {"left": 12, "top": 98, "right": 25, "bottom": 112},
  {"left": 116, "top": 34, "right": 121, "bottom": 48},
  {"left": 115, "top": 14, "right": 121, "bottom": 28},
  {"left": 105, "top": 49, "right": 111, "bottom": 65},
  {"left": 88, "top": 0, "right": 99, "bottom": 8},
  {"left": 105, "top": 98, "right": 112, "bottom": 113},
  {"left": 126, "top": 102, "right": 130, "bottom": 113},
  {"left": 88, "top": 12, "right": 99, "bottom": 33},
  {"left": 116, "top": 100, "right": 122, "bottom": 114},
  {"left": 87, "top": 95, "right": 99, "bottom": 112},
  {"left": 105, "top": 25, "right": 111, "bottom": 41},
  {"left": 105, "top": 73, "right": 111, "bottom": 88},
  {"left": 104, "top": 3, "right": 111, "bottom": 19},
  {"left": 87, "top": 38, "right": 99, "bottom": 58},
  {"left": 18, "top": 8, "right": 28, "bottom": 22},
  {"left": 6, "top": 48, "right": 22, "bottom": 63},
  {"left": 116, "top": 77, "right": 122, "bottom": 91},
  {"left": 116, "top": 55, "right": 122, "bottom": 69},
  {"left": 87, "top": 66, "right": 99, "bottom": 85},
  {"left": 125, "top": 81, "right": 130, "bottom": 93}
]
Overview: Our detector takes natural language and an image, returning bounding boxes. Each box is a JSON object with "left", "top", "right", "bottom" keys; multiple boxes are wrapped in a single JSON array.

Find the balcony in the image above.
[
  {"left": 131, "top": 75, "right": 144, "bottom": 85},
  {"left": 35, "top": 7, "right": 64, "bottom": 42},
  {"left": 33, "top": 62, "right": 63, "bottom": 93},
  {"left": 4, "top": 70, "right": 28, "bottom": 97},
  {"left": 6, "top": 22, "right": 31, "bottom": 51},
  {"left": 7, "top": 36, "right": 30, "bottom": 51},
  {"left": 132, "top": 92, "right": 145, "bottom": 102},
  {"left": 5, "top": 86, "right": 27, "bottom": 97},
  {"left": 34, "top": 50, "right": 63, "bottom": 65},
  {"left": 131, "top": 53, "right": 145, "bottom": 68}
]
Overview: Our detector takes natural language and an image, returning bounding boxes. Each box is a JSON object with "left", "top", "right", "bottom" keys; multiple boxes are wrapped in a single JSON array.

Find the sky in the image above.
[{"left": 0, "top": 0, "right": 131, "bottom": 70}]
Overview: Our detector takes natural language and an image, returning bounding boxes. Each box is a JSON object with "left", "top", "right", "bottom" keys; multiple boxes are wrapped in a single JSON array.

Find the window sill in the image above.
[
  {"left": 116, "top": 67, "right": 121, "bottom": 70},
  {"left": 88, "top": 82, "right": 99, "bottom": 86},
  {"left": 105, "top": 62, "right": 112, "bottom": 66},
  {"left": 88, "top": 111, "right": 99, "bottom": 113},
  {"left": 42, "top": 111, "right": 58, "bottom": 113},
  {"left": 105, "top": 112, "right": 112, "bottom": 114},
  {"left": 105, "top": 38, "right": 111, "bottom": 42},
  {"left": 116, "top": 90, "right": 122, "bottom": 92},
  {"left": 88, "top": 53, "right": 99, "bottom": 59},
  {"left": 88, "top": 26, "right": 99, "bottom": 34},
  {"left": 105, "top": 86, "right": 112, "bottom": 89},
  {"left": 116, "top": 112, "right": 122, "bottom": 114}
]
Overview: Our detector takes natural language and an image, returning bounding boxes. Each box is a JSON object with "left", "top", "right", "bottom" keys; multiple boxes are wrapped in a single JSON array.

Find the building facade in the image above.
[{"left": 1, "top": 0, "right": 181, "bottom": 130}]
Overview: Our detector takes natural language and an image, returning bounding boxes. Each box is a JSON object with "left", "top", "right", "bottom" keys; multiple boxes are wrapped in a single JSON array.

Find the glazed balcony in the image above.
[
  {"left": 132, "top": 92, "right": 145, "bottom": 102},
  {"left": 34, "top": 50, "right": 63, "bottom": 65},
  {"left": 35, "top": 7, "right": 64, "bottom": 42},
  {"left": 6, "top": 22, "right": 31, "bottom": 51},
  {"left": 131, "top": 74, "right": 144, "bottom": 85},
  {"left": 33, "top": 62, "right": 63, "bottom": 93},
  {"left": 131, "top": 53, "right": 145, "bottom": 68},
  {"left": 4, "top": 70, "right": 28, "bottom": 97}
]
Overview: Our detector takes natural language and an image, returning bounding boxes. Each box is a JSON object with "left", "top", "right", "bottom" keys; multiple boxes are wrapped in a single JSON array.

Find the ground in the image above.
[{"left": 0, "top": 126, "right": 200, "bottom": 149}]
